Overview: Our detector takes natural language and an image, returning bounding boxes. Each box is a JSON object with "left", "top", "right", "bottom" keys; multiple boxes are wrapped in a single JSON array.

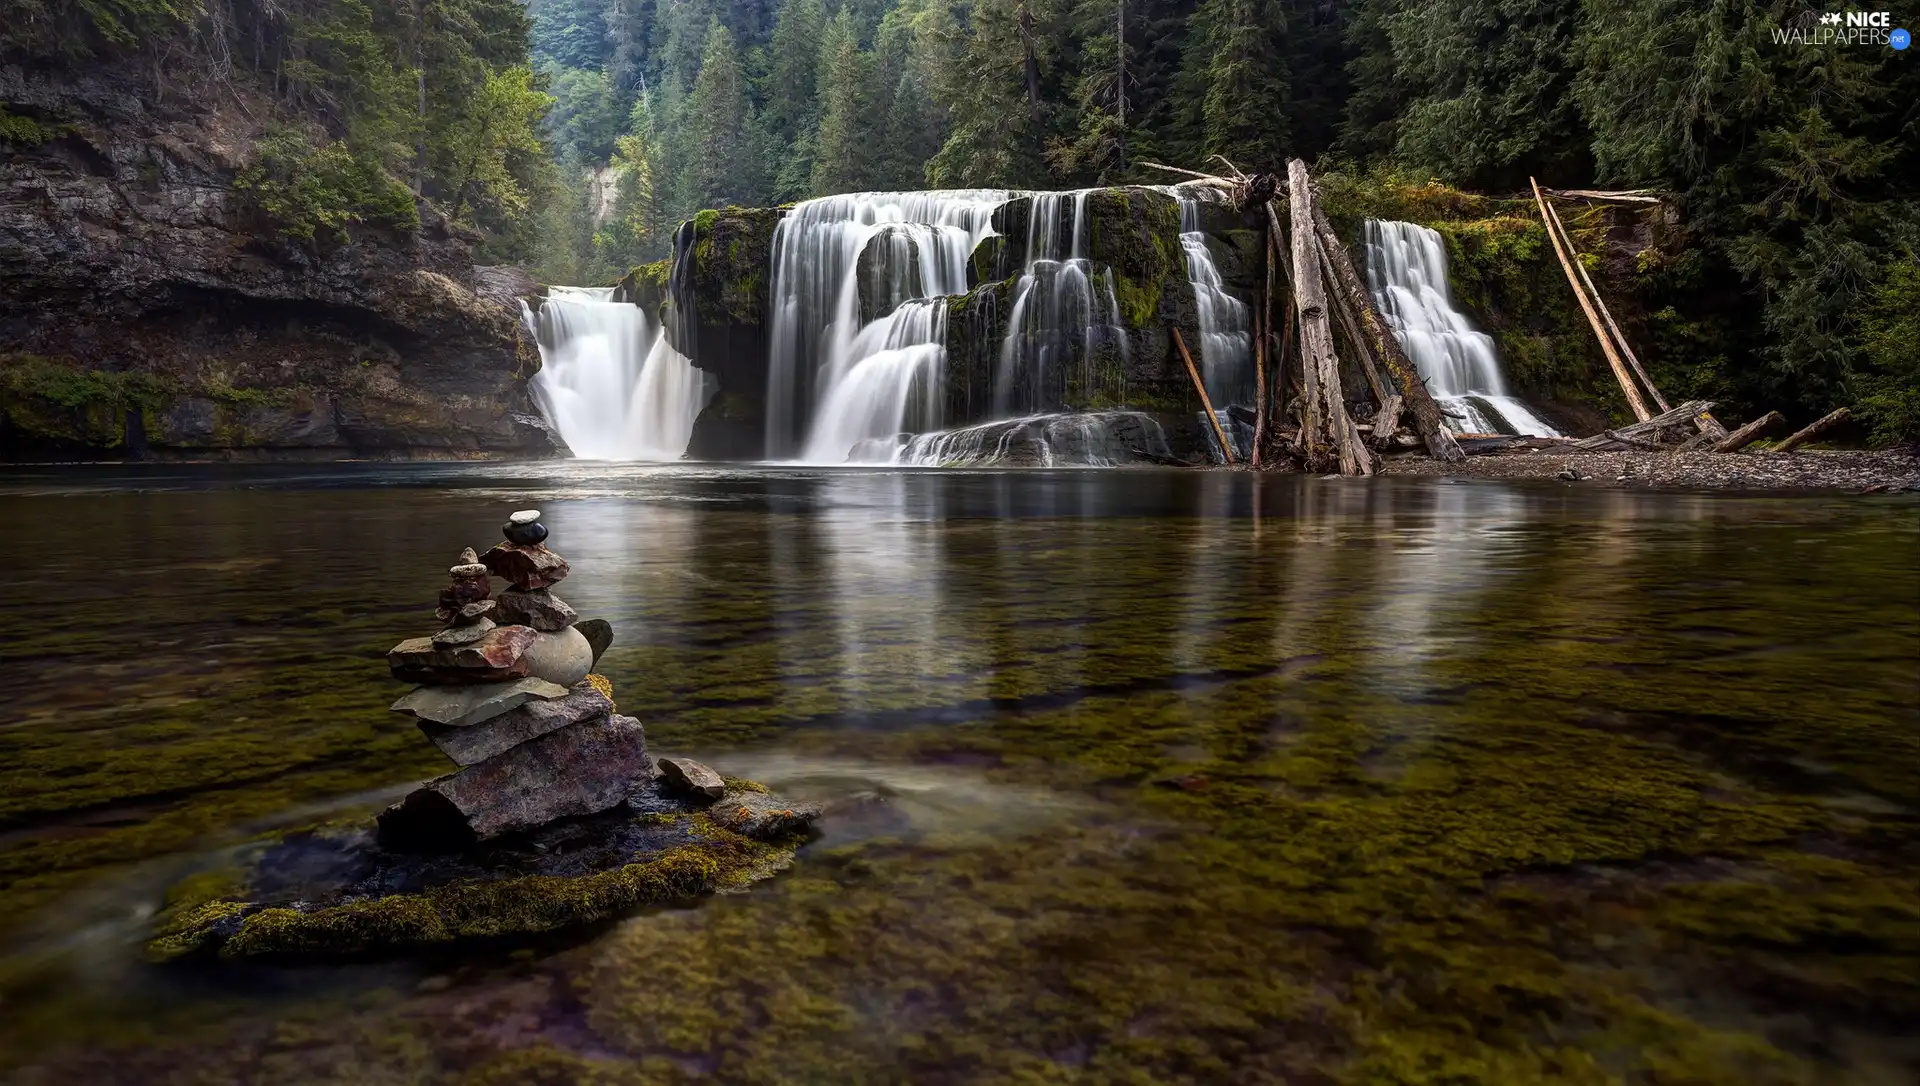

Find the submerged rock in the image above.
[
  {"left": 146, "top": 781, "right": 817, "bottom": 961},
  {"left": 377, "top": 713, "right": 653, "bottom": 849},
  {"left": 658, "top": 756, "right": 725, "bottom": 802},
  {"left": 389, "top": 676, "right": 571, "bottom": 728},
  {"left": 419, "top": 681, "right": 614, "bottom": 767}
]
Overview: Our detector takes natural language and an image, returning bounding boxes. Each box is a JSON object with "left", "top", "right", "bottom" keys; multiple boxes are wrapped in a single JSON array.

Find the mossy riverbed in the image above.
[{"left": 0, "top": 464, "right": 1915, "bottom": 1083}]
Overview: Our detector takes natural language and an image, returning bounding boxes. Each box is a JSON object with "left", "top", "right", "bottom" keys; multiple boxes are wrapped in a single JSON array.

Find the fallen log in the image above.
[
  {"left": 1712, "top": 410, "right": 1785, "bottom": 454},
  {"left": 1307, "top": 197, "right": 1464, "bottom": 463},
  {"left": 1531, "top": 177, "right": 1652, "bottom": 422},
  {"left": 1543, "top": 188, "right": 1665, "bottom": 205},
  {"left": 1771, "top": 407, "right": 1851, "bottom": 453},
  {"left": 1372, "top": 393, "right": 1404, "bottom": 451},
  {"left": 1173, "top": 326, "right": 1235, "bottom": 465},
  {"left": 1288, "top": 159, "right": 1375, "bottom": 476},
  {"left": 1540, "top": 198, "right": 1670, "bottom": 415},
  {"left": 1575, "top": 399, "right": 1716, "bottom": 448},
  {"left": 1572, "top": 429, "right": 1668, "bottom": 452}
]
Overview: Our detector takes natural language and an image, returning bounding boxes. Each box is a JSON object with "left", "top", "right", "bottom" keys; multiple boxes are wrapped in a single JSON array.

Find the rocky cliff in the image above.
[{"left": 0, "top": 62, "right": 564, "bottom": 461}]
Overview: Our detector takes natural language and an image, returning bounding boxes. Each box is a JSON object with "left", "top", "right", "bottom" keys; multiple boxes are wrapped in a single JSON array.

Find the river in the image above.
[{"left": 1, "top": 464, "right": 1915, "bottom": 1083}]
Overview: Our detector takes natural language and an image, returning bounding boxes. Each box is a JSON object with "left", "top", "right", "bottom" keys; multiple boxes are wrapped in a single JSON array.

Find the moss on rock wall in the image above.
[{"left": 1317, "top": 167, "right": 1672, "bottom": 431}]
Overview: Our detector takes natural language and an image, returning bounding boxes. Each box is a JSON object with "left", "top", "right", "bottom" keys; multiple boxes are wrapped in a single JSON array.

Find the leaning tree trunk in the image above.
[
  {"left": 1308, "top": 200, "right": 1463, "bottom": 463},
  {"left": 1288, "top": 160, "right": 1375, "bottom": 476}
]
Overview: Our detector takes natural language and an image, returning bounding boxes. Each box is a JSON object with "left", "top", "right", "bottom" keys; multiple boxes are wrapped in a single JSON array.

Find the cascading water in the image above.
[
  {"left": 1364, "top": 220, "right": 1561, "bottom": 437},
  {"left": 762, "top": 186, "right": 1262, "bottom": 465},
  {"left": 993, "top": 191, "right": 1130, "bottom": 417},
  {"left": 525, "top": 286, "right": 713, "bottom": 460},
  {"left": 1173, "top": 191, "right": 1253, "bottom": 409},
  {"left": 887, "top": 411, "right": 1176, "bottom": 467},
  {"left": 765, "top": 192, "right": 1004, "bottom": 462}
]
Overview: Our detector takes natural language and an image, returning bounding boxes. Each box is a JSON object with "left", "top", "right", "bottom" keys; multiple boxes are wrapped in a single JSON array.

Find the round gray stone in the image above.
[
  {"left": 508, "top": 510, "right": 542, "bottom": 526},
  {"left": 518, "top": 625, "right": 593, "bottom": 687}
]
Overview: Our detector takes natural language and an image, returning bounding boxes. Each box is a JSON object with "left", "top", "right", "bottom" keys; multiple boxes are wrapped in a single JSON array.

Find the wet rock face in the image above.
[
  {"left": 0, "top": 63, "right": 565, "bottom": 462},
  {"left": 378, "top": 713, "right": 654, "bottom": 849}
]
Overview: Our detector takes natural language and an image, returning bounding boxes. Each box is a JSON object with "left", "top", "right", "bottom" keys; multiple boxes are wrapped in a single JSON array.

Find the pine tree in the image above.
[
  {"left": 764, "top": 0, "right": 826, "bottom": 140},
  {"left": 683, "top": 17, "right": 755, "bottom": 207},
  {"left": 924, "top": 0, "right": 1058, "bottom": 187},
  {"left": 1181, "top": 0, "right": 1289, "bottom": 173},
  {"left": 1377, "top": 0, "right": 1589, "bottom": 189},
  {"left": 810, "top": 6, "right": 871, "bottom": 195},
  {"left": 1046, "top": 0, "right": 1134, "bottom": 183},
  {"left": 874, "top": 0, "right": 955, "bottom": 188}
]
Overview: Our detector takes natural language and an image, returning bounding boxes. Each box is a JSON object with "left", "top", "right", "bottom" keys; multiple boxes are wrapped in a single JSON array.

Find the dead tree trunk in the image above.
[
  {"left": 1713, "top": 410, "right": 1785, "bottom": 454},
  {"left": 1531, "top": 178, "right": 1652, "bottom": 422},
  {"left": 1307, "top": 201, "right": 1463, "bottom": 462},
  {"left": 1318, "top": 241, "right": 1392, "bottom": 406},
  {"left": 1772, "top": 407, "right": 1851, "bottom": 453},
  {"left": 1174, "top": 327, "right": 1235, "bottom": 465},
  {"left": 1288, "top": 160, "right": 1375, "bottom": 476}
]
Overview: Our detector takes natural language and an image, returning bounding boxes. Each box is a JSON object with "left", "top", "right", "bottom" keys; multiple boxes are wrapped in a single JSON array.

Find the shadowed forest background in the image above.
[{"left": 2, "top": 0, "right": 1916, "bottom": 437}]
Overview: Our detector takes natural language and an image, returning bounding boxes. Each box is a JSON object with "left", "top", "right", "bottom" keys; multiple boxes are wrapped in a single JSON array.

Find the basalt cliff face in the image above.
[{"left": 0, "top": 62, "right": 564, "bottom": 461}]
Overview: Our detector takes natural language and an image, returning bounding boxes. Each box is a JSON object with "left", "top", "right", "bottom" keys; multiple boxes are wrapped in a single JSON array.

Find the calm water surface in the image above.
[{"left": 0, "top": 463, "right": 1916, "bottom": 1084}]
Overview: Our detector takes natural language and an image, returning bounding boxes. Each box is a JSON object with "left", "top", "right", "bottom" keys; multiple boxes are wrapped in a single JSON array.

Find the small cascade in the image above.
[
  {"left": 993, "top": 191, "right": 1130, "bottom": 417},
  {"left": 1173, "top": 192, "right": 1254, "bottom": 408},
  {"left": 880, "top": 411, "right": 1176, "bottom": 467},
  {"left": 525, "top": 287, "right": 712, "bottom": 460},
  {"left": 803, "top": 300, "right": 948, "bottom": 463},
  {"left": 765, "top": 191, "right": 1004, "bottom": 461},
  {"left": 1364, "top": 220, "right": 1561, "bottom": 437}
]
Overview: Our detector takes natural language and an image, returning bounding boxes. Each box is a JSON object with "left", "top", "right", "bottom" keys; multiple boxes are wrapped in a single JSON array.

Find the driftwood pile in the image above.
[{"left": 1140, "top": 158, "right": 1853, "bottom": 472}]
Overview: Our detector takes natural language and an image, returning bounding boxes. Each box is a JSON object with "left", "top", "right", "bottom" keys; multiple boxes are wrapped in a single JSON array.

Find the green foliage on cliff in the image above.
[{"left": 235, "top": 132, "right": 421, "bottom": 242}]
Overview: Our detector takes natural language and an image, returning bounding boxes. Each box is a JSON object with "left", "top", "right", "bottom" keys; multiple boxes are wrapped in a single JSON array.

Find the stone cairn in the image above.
[{"left": 376, "top": 509, "right": 706, "bottom": 849}]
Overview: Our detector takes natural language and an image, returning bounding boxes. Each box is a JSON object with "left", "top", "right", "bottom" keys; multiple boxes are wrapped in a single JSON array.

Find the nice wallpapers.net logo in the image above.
[{"left": 1773, "top": 9, "right": 1911, "bottom": 47}]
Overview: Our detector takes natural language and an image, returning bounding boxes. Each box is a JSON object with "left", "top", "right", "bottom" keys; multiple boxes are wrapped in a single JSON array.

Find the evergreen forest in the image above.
[{"left": 3, "top": 0, "right": 1916, "bottom": 437}]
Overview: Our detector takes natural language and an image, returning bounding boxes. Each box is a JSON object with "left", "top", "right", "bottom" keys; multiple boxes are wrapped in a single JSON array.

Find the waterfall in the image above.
[
  {"left": 765, "top": 191, "right": 1004, "bottom": 462},
  {"left": 1173, "top": 188, "right": 1254, "bottom": 422},
  {"left": 525, "top": 286, "right": 713, "bottom": 460},
  {"left": 1364, "top": 220, "right": 1561, "bottom": 437},
  {"left": 888, "top": 411, "right": 1176, "bottom": 467},
  {"left": 993, "top": 191, "right": 1130, "bottom": 417}
]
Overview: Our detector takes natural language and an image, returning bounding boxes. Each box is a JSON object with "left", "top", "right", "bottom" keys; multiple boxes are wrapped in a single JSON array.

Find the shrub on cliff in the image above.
[{"left": 235, "top": 132, "right": 420, "bottom": 244}]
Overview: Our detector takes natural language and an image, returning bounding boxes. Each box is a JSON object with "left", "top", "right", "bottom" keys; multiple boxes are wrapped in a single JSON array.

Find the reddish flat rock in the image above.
[{"left": 388, "top": 624, "right": 538, "bottom": 684}]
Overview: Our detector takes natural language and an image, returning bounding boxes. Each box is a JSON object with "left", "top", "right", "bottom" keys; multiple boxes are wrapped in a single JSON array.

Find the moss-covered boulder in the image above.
[
  {"left": 856, "top": 225, "right": 927, "bottom": 322},
  {"left": 614, "top": 258, "right": 672, "bottom": 323},
  {"left": 674, "top": 206, "right": 783, "bottom": 460},
  {"left": 146, "top": 778, "right": 817, "bottom": 961}
]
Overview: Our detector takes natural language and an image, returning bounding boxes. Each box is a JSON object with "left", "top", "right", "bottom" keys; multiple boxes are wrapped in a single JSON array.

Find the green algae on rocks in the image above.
[{"left": 147, "top": 794, "right": 809, "bottom": 961}]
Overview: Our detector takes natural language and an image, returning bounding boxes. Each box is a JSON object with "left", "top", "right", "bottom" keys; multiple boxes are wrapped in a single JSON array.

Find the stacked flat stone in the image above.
[{"left": 379, "top": 510, "right": 650, "bottom": 850}]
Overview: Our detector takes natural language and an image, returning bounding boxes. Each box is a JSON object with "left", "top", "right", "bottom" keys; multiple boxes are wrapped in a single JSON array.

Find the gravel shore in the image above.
[{"left": 1379, "top": 447, "right": 1920, "bottom": 492}]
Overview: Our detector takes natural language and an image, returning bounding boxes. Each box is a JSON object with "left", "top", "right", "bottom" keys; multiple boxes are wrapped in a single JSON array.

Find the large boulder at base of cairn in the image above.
[
  {"left": 144, "top": 508, "right": 821, "bottom": 963},
  {"left": 377, "top": 711, "right": 652, "bottom": 848}
]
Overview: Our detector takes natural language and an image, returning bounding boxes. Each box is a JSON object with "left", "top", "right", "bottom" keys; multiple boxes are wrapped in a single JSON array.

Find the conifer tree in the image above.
[
  {"left": 810, "top": 6, "right": 871, "bottom": 195},
  {"left": 683, "top": 17, "right": 755, "bottom": 208}
]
